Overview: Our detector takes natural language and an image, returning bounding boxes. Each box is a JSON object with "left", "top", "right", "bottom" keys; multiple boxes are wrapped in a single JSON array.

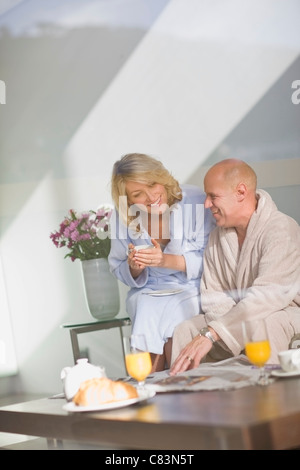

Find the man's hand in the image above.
[{"left": 169, "top": 334, "right": 213, "bottom": 375}]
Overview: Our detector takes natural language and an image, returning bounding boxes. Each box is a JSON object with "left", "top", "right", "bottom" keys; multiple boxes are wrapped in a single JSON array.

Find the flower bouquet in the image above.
[{"left": 50, "top": 205, "right": 113, "bottom": 262}]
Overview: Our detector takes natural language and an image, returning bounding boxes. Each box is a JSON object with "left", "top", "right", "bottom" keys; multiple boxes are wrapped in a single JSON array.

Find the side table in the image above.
[{"left": 60, "top": 317, "right": 131, "bottom": 364}]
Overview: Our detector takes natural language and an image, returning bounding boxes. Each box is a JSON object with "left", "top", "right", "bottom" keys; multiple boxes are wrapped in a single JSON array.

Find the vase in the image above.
[{"left": 81, "top": 258, "right": 120, "bottom": 321}]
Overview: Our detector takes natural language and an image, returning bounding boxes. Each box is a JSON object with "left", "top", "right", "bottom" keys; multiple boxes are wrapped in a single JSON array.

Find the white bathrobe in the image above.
[{"left": 171, "top": 190, "right": 300, "bottom": 364}]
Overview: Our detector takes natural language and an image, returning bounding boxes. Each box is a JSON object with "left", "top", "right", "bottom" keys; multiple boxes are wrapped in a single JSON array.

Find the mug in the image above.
[
  {"left": 127, "top": 244, "right": 154, "bottom": 254},
  {"left": 133, "top": 244, "right": 154, "bottom": 251},
  {"left": 278, "top": 349, "right": 300, "bottom": 372}
]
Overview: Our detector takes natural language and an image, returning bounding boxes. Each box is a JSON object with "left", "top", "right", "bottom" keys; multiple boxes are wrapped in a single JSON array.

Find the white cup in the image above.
[
  {"left": 127, "top": 244, "right": 154, "bottom": 254},
  {"left": 133, "top": 244, "right": 154, "bottom": 251},
  {"left": 278, "top": 349, "right": 300, "bottom": 372}
]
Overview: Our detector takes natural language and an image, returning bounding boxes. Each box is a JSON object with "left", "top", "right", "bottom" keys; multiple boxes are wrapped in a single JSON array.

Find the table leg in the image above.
[
  {"left": 47, "top": 438, "right": 64, "bottom": 449},
  {"left": 119, "top": 327, "right": 126, "bottom": 367},
  {"left": 69, "top": 329, "right": 80, "bottom": 364}
]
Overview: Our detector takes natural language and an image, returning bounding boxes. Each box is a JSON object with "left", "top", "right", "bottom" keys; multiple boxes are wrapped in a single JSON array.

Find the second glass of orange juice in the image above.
[
  {"left": 242, "top": 319, "right": 271, "bottom": 386},
  {"left": 123, "top": 334, "right": 152, "bottom": 389}
]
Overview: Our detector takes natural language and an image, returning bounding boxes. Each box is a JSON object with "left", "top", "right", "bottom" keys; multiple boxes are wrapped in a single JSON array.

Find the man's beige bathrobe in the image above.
[{"left": 171, "top": 190, "right": 300, "bottom": 364}]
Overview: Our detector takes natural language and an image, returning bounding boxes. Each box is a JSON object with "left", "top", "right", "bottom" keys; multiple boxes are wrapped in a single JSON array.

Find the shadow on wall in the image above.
[
  {"left": 0, "top": 24, "right": 147, "bottom": 186},
  {"left": 188, "top": 55, "right": 300, "bottom": 223}
]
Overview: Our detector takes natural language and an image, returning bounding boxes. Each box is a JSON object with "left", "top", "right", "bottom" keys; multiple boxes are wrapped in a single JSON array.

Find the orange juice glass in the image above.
[
  {"left": 242, "top": 319, "right": 271, "bottom": 386},
  {"left": 125, "top": 351, "right": 152, "bottom": 383},
  {"left": 123, "top": 334, "right": 152, "bottom": 388},
  {"left": 245, "top": 340, "right": 271, "bottom": 368}
]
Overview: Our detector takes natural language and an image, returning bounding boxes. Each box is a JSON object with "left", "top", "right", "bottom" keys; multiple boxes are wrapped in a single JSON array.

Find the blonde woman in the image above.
[{"left": 108, "top": 153, "right": 215, "bottom": 372}]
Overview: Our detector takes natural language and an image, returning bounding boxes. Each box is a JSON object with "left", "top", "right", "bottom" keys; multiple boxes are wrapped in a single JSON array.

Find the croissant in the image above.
[{"left": 73, "top": 377, "right": 138, "bottom": 406}]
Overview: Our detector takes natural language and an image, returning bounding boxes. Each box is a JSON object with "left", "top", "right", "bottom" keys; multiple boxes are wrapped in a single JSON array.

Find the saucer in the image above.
[
  {"left": 143, "top": 288, "right": 183, "bottom": 297},
  {"left": 271, "top": 369, "right": 300, "bottom": 378}
]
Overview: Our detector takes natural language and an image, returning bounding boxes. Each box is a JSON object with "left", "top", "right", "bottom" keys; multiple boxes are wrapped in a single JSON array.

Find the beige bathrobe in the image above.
[{"left": 171, "top": 190, "right": 300, "bottom": 364}]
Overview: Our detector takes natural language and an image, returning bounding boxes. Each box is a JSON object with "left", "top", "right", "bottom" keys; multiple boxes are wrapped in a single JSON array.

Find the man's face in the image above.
[{"left": 203, "top": 171, "right": 238, "bottom": 228}]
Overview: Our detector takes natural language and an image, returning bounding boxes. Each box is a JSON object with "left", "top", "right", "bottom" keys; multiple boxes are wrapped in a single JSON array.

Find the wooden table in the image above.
[{"left": 1, "top": 376, "right": 300, "bottom": 450}]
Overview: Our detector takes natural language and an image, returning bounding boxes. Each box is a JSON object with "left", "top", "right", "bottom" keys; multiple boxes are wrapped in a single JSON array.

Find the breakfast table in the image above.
[{"left": 1, "top": 365, "right": 300, "bottom": 450}]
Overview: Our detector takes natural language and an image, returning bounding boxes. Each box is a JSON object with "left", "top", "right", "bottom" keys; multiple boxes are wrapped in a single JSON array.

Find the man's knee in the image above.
[{"left": 173, "top": 319, "right": 192, "bottom": 338}]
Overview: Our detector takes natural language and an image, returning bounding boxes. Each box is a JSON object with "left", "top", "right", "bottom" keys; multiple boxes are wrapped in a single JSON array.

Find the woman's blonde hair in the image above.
[{"left": 111, "top": 153, "right": 182, "bottom": 226}]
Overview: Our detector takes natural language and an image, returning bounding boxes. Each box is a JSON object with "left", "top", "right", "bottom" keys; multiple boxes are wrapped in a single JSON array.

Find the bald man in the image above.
[{"left": 170, "top": 159, "right": 300, "bottom": 375}]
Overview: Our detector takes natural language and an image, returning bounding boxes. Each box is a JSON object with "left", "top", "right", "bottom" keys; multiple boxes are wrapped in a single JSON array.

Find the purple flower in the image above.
[{"left": 50, "top": 205, "right": 113, "bottom": 262}]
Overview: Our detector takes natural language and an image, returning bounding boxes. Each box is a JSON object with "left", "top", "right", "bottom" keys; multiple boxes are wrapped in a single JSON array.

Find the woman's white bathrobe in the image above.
[
  {"left": 171, "top": 190, "right": 300, "bottom": 364},
  {"left": 108, "top": 184, "right": 215, "bottom": 354}
]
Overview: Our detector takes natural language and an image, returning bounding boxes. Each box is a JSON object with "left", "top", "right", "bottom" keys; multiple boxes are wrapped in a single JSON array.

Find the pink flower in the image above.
[{"left": 50, "top": 205, "right": 113, "bottom": 262}]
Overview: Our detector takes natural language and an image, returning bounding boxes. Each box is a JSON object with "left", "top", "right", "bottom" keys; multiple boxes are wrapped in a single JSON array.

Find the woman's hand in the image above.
[
  {"left": 132, "top": 239, "right": 163, "bottom": 268},
  {"left": 129, "top": 239, "right": 187, "bottom": 272},
  {"left": 127, "top": 243, "right": 145, "bottom": 273}
]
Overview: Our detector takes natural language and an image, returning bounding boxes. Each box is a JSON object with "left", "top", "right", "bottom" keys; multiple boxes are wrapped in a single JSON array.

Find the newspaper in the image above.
[{"left": 139, "top": 355, "right": 278, "bottom": 393}]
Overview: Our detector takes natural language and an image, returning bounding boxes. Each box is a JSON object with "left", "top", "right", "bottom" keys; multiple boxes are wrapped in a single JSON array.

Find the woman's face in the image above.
[{"left": 125, "top": 181, "right": 168, "bottom": 214}]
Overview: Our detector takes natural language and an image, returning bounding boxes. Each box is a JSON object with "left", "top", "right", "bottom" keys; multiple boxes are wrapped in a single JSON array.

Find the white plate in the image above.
[
  {"left": 144, "top": 288, "right": 183, "bottom": 297},
  {"left": 62, "top": 388, "right": 156, "bottom": 413},
  {"left": 271, "top": 369, "right": 300, "bottom": 378}
]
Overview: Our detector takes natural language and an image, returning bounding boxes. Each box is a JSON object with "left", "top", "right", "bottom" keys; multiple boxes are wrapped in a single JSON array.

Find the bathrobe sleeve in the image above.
[{"left": 108, "top": 209, "right": 149, "bottom": 288}]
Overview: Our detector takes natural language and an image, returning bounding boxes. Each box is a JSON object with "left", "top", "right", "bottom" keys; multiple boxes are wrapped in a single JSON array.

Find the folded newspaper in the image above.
[{"left": 139, "top": 355, "right": 278, "bottom": 393}]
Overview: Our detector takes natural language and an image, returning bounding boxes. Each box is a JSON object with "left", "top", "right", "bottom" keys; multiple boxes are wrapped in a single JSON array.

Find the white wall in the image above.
[{"left": 0, "top": 0, "right": 299, "bottom": 396}]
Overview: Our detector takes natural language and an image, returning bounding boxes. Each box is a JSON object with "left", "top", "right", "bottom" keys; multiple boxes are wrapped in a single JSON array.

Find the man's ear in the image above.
[{"left": 236, "top": 183, "right": 247, "bottom": 201}]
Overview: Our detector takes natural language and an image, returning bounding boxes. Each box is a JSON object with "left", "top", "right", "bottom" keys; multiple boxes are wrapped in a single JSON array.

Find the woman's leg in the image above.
[
  {"left": 164, "top": 338, "right": 172, "bottom": 368},
  {"left": 150, "top": 353, "right": 166, "bottom": 373},
  {"left": 150, "top": 338, "right": 173, "bottom": 372}
]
